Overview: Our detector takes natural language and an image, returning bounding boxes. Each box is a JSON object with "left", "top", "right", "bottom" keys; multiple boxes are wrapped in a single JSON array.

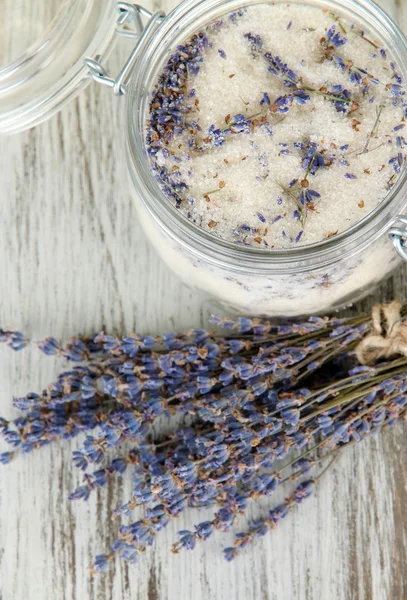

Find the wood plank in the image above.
[{"left": 1, "top": 0, "right": 407, "bottom": 599}]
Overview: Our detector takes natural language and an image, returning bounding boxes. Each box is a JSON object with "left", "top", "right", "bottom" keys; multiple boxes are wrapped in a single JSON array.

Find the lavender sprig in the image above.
[
  {"left": 223, "top": 479, "right": 315, "bottom": 561},
  {"left": 243, "top": 34, "right": 354, "bottom": 113},
  {"left": 362, "top": 103, "right": 385, "bottom": 154},
  {"left": 276, "top": 142, "right": 324, "bottom": 226},
  {"left": 332, "top": 55, "right": 380, "bottom": 86}
]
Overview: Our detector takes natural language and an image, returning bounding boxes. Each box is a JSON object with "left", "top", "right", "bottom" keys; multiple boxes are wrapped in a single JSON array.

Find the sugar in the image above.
[{"left": 146, "top": 2, "right": 407, "bottom": 249}]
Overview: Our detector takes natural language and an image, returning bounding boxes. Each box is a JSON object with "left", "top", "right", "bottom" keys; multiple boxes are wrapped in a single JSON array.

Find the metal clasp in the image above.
[
  {"left": 389, "top": 215, "right": 407, "bottom": 260},
  {"left": 84, "top": 3, "right": 165, "bottom": 96}
]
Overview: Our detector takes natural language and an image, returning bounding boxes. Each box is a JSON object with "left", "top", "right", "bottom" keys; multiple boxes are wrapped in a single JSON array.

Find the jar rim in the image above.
[{"left": 126, "top": 0, "right": 407, "bottom": 272}]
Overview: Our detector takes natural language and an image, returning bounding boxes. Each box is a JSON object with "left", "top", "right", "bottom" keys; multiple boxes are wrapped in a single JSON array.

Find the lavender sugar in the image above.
[{"left": 147, "top": 3, "right": 407, "bottom": 248}]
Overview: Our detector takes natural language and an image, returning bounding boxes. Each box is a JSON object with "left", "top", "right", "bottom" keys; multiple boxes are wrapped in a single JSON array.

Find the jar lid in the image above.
[{"left": 0, "top": 0, "right": 120, "bottom": 134}]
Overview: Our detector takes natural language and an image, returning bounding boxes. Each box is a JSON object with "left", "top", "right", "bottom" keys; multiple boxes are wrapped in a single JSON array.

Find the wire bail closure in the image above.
[
  {"left": 84, "top": 3, "right": 165, "bottom": 96},
  {"left": 389, "top": 215, "right": 407, "bottom": 260}
]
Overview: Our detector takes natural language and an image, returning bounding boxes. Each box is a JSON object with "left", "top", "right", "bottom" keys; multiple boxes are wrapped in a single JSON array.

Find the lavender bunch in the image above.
[{"left": 1, "top": 302, "right": 406, "bottom": 573}]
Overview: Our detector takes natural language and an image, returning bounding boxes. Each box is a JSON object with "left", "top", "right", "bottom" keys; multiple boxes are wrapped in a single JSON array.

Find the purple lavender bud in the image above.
[
  {"left": 21, "top": 442, "right": 36, "bottom": 455},
  {"left": 243, "top": 33, "right": 263, "bottom": 53},
  {"left": 333, "top": 55, "right": 346, "bottom": 69},
  {"left": 80, "top": 377, "right": 97, "bottom": 400},
  {"left": 91, "top": 469, "right": 108, "bottom": 488},
  {"left": 326, "top": 25, "right": 347, "bottom": 47},
  {"left": 195, "top": 521, "right": 214, "bottom": 540},
  {"left": 223, "top": 547, "right": 238, "bottom": 561},
  {"left": 373, "top": 408, "right": 386, "bottom": 427},
  {"left": 109, "top": 458, "right": 128, "bottom": 474},
  {"left": 112, "top": 541, "right": 138, "bottom": 563},
  {"left": 350, "top": 70, "right": 362, "bottom": 85},
  {"left": 64, "top": 339, "right": 88, "bottom": 362},
  {"left": 351, "top": 430, "right": 362, "bottom": 442},
  {"left": 4, "top": 430, "right": 21, "bottom": 447},
  {"left": 317, "top": 414, "right": 333, "bottom": 428},
  {"left": 251, "top": 380, "right": 269, "bottom": 396},
  {"left": 25, "top": 420, "right": 46, "bottom": 443},
  {"left": 251, "top": 519, "right": 269, "bottom": 537},
  {"left": 228, "top": 339, "right": 247, "bottom": 354},
  {"left": 269, "top": 504, "right": 289, "bottom": 524},
  {"left": 120, "top": 336, "right": 141, "bottom": 357},
  {"left": 68, "top": 485, "right": 91, "bottom": 501},
  {"left": 13, "top": 394, "right": 41, "bottom": 411},
  {"left": 395, "top": 395, "right": 407, "bottom": 408},
  {"left": 121, "top": 521, "right": 154, "bottom": 545},
  {"left": 0, "top": 452, "right": 13, "bottom": 464},
  {"left": 294, "top": 480, "right": 314, "bottom": 502},
  {"left": 281, "top": 408, "right": 300, "bottom": 426},
  {"left": 7, "top": 332, "right": 28, "bottom": 352},
  {"left": 146, "top": 504, "right": 165, "bottom": 521},
  {"left": 38, "top": 337, "right": 61, "bottom": 356},
  {"left": 391, "top": 84, "right": 404, "bottom": 97},
  {"left": 83, "top": 435, "right": 105, "bottom": 464},
  {"left": 178, "top": 530, "right": 196, "bottom": 550},
  {"left": 306, "top": 361, "right": 321, "bottom": 372},
  {"left": 294, "top": 89, "right": 311, "bottom": 104},
  {"left": 197, "top": 376, "right": 217, "bottom": 394},
  {"left": 167, "top": 492, "right": 187, "bottom": 516},
  {"left": 216, "top": 508, "right": 235, "bottom": 529},
  {"left": 72, "top": 450, "right": 88, "bottom": 470},
  {"left": 92, "top": 554, "right": 112, "bottom": 572},
  {"left": 380, "top": 379, "right": 396, "bottom": 394},
  {"left": 292, "top": 457, "right": 311, "bottom": 472},
  {"left": 333, "top": 423, "right": 349, "bottom": 441}
]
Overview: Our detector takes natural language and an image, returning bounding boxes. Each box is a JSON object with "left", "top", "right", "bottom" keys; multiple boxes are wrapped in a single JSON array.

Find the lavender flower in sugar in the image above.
[
  {"left": 332, "top": 54, "right": 380, "bottom": 85},
  {"left": 321, "top": 25, "right": 347, "bottom": 50}
]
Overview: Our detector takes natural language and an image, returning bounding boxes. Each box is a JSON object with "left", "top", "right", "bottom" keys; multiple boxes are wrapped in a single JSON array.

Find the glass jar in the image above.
[{"left": 3, "top": 0, "right": 407, "bottom": 316}]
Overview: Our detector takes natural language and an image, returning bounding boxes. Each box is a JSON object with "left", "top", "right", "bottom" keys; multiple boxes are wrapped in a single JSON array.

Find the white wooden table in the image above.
[{"left": 1, "top": 1, "right": 407, "bottom": 598}]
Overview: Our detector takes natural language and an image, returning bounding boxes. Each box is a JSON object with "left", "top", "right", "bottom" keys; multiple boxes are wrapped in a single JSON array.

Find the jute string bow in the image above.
[{"left": 355, "top": 300, "right": 407, "bottom": 365}]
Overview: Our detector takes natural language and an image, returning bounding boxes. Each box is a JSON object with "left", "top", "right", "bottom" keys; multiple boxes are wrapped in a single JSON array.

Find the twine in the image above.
[{"left": 355, "top": 301, "right": 407, "bottom": 365}]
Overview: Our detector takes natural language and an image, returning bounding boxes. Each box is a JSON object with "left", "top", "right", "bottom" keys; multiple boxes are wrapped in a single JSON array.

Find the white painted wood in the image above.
[{"left": 1, "top": 1, "right": 407, "bottom": 599}]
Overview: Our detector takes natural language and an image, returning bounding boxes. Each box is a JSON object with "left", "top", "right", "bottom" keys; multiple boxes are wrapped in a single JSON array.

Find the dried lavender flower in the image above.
[{"left": 1, "top": 304, "right": 407, "bottom": 573}]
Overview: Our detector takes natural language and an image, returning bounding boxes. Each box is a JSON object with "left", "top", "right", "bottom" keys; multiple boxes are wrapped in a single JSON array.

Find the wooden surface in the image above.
[{"left": 1, "top": 1, "right": 407, "bottom": 598}]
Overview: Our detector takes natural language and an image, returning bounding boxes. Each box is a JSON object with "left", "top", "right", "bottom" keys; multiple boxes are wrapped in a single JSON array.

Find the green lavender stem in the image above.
[
  {"left": 276, "top": 180, "right": 307, "bottom": 226},
  {"left": 329, "top": 12, "right": 347, "bottom": 34},
  {"left": 363, "top": 103, "right": 385, "bottom": 153}
]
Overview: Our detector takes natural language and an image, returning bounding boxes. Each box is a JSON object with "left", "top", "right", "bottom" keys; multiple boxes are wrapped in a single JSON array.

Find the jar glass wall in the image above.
[
  {"left": 0, "top": 0, "right": 118, "bottom": 134},
  {"left": 127, "top": 0, "right": 407, "bottom": 316},
  {"left": 0, "top": 0, "right": 65, "bottom": 67},
  {"left": 134, "top": 199, "right": 400, "bottom": 315}
]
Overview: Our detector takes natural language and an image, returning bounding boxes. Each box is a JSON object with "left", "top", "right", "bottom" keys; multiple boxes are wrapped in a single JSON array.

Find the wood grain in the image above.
[{"left": 1, "top": 1, "right": 407, "bottom": 599}]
